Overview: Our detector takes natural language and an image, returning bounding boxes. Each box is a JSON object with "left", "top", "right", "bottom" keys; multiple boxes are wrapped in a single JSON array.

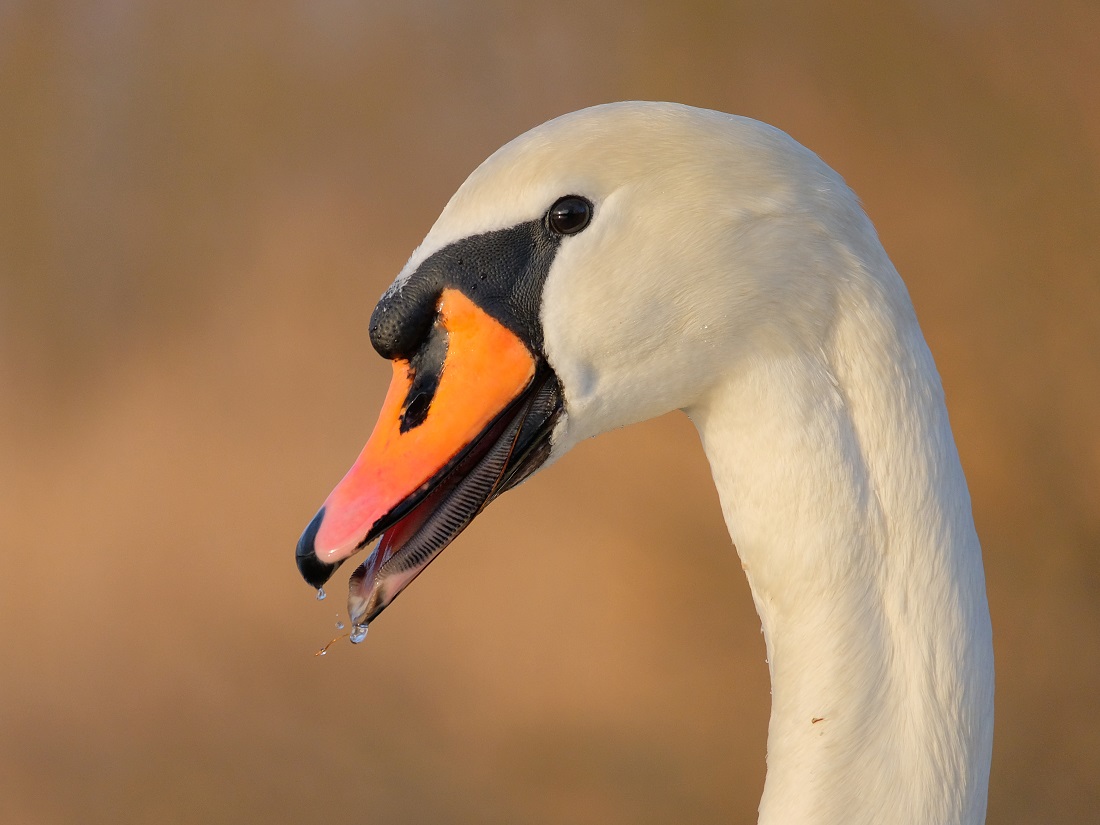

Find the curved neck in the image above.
[{"left": 687, "top": 283, "right": 994, "bottom": 825}]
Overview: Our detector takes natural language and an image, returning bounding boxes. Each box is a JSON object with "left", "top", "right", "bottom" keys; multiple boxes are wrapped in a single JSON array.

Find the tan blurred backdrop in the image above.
[{"left": 2, "top": 2, "right": 1098, "bottom": 823}]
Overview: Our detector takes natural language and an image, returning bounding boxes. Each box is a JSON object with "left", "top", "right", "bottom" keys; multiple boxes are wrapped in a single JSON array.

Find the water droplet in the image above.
[
  {"left": 335, "top": 621, "right": 345, "bottom": 630},
  {"left": 350, "top": 624, "right": 368, "bottom": 644},
  {"left": 316, "top": 588, "right": 326, "bottom": 601},
  {"left": 318, "top": 648, "right": 327, "bottom": 656}
]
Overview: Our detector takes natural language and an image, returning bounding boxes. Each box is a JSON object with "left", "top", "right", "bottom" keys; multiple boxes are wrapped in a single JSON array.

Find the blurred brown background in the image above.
[{"left": 2, "top": 2, "right": 1098, "bottom": 823}]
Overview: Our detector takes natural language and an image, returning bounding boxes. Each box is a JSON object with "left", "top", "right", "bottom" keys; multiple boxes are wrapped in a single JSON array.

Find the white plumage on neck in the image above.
[
  {"left": 416, "top": 102, "right": 994, "bottom": 824},
  {"left": 691, "top": 265, "right": 993, "bottom": 824}
]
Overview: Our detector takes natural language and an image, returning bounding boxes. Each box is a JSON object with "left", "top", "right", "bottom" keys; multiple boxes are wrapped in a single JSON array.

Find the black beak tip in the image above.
[{"left": 296, "top": 507, "right": 340, "bottom": 589}]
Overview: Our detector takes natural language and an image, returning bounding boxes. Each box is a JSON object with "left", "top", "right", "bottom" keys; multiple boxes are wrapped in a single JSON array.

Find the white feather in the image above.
[{"left": 419, "top": 102, "right": 994, "bottom": 825}]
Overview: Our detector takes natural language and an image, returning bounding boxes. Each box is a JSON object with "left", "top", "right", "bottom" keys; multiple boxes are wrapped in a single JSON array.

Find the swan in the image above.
[{"left": 296, "top": 101, "right": 994, "bottom": 824}]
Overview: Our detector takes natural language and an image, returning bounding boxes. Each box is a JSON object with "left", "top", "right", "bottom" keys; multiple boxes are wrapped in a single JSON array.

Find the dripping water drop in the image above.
[
  {"left": 336, "top": 621, "right": 345, "bottom": 630},
  {"left": 316, "top": 588, "right": 326, "bottom": 601},
  {"left": 350, "top": 624, "right": 369, "bottom": 644}
]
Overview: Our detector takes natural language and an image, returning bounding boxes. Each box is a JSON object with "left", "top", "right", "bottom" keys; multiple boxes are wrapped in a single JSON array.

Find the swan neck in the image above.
[{"left": 689, "top": 302, "right": 994, "bottom": 824}]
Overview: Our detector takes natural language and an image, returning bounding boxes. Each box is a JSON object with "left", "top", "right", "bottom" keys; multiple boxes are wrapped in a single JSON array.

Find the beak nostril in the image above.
[
  {"left": 402, "top": 391, "right": 431, "bottom": 430},
  {"left": 397, "top": 320, "right": 448, "bottom": 433}
]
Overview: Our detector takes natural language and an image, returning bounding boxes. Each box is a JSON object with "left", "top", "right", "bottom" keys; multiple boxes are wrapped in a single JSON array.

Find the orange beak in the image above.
[{"left": 296, "top": 287, "right": 562, "bottom": 623}]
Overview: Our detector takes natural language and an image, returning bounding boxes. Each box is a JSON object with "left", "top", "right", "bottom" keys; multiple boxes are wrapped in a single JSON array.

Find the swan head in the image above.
[{"left": 296, "top": 101, "right": 870, "bottom": 622}]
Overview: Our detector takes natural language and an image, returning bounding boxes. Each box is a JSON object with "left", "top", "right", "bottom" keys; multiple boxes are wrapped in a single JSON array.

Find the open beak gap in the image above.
[{"left": 346, "top": 382, "right": 532, "bottom": 626}]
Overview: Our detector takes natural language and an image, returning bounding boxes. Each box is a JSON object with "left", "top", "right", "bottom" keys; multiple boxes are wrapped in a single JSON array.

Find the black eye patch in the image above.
[{"left": 369, "top": 196, "right": 594, "bottom": 363}]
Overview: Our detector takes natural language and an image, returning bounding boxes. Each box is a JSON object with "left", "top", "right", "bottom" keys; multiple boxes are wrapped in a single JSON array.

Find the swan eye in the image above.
[{"left": 547, "top": 196, "right": 592, "bottom": 236}]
